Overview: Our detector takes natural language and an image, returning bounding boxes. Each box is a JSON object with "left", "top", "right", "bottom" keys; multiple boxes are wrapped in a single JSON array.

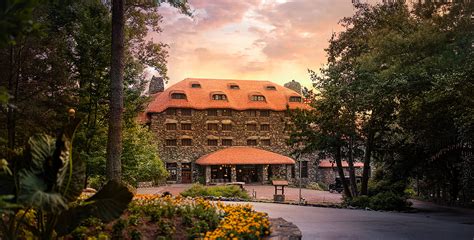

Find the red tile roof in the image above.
[
  {"left": 145, "top": 78, "right": 311, "bottom": 113},
  {"left": 195, "top": 147, "right": 296, "bottom": 165},
  {"left": 319, "top": 159, "right": 364, "bottom": 168}
]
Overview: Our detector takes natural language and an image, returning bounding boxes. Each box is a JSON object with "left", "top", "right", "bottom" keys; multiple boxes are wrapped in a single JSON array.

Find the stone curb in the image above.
[{"left": 265, "top": 218, "right": 302, "bottom": 240}]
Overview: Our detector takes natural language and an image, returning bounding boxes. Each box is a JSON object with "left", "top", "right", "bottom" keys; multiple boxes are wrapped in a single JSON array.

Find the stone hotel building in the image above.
[{"left": 141, "top": 78, "right": 363, "bottom": 185}]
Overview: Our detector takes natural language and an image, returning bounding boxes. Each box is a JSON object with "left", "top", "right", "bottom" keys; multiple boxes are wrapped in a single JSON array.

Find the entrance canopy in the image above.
[{"left": 196, "top": 147, "right": 295, "bottom": 165}]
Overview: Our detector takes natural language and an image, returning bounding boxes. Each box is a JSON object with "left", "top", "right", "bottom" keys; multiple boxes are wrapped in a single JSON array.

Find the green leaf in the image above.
[
  {"left": 27, "top": 134, "right": 57, "bottom": 174},
  {"left": 57, "top": 154, "right": 86, "bottom": 202},
  {"left": 55, "top": 180, "right": 134, "bottom": 236},
  {"left": 17, "top": 170, "right": 67, "bottom": 213}
]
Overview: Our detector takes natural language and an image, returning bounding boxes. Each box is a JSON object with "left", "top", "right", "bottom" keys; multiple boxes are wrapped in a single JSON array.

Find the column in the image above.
[
  {"left": 286, "top": 164, "right": 292, "bottom": 181},
  {"left": 231, "top": 165, "right": 237, "bottom": 182},
  {"left": 262, "top": 164, "right": 269, "bottom": 184},
  {"left": 205, "top": 166, "right": 212, "bottom": 185},
  {"left": 177, "top": 162, "right": 182, "bottom": 183}
]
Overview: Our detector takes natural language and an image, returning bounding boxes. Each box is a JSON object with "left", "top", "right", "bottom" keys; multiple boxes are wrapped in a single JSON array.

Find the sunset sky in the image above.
[{"left": 150, "top": 0, "right": 377, "bottom": 88}]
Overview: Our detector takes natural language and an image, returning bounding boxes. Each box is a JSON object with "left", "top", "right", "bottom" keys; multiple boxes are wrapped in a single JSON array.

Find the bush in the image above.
[
  {"left": 345, "top": 192, "right": 412, "bottom": 211},
  {"left": 369, "top": 192, "right": 412, "bottom": 211},
  {"left": 181, "top": 184, "right": 250, "bottom": 200},
  {"left": 306, "top": 182, "right": 328, "bottom": 191}
]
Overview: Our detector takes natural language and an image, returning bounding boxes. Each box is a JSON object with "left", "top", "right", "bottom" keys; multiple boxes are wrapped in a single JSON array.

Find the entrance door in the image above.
[
  {"left": 236, "top": 165, "right": 259, "bottom": 183},
  {"left": 181, "top": 163, "right": 192, "bottom": 183}
]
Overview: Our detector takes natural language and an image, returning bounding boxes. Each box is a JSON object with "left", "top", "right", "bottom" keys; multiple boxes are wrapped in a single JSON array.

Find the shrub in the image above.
[
  {"left": 181, "top": 184, "right": 250, "bottom": 200},
  {"left": 345, "top": 192, "right": 411, "bottom": 211},
  {"left": 306, "top": 182, "right": 328, "bottom": 191},
  {"left": 369, "top": 192, "right": 412, "bottom": 211}
]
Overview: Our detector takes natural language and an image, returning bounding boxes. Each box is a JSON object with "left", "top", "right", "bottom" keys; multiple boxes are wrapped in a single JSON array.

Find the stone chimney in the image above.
[
  {"left": 284, "top": 80, "right": 302, "bottom": 94},
  {"left": 149, "top": 76, "right": 164, "bottom": 94}
]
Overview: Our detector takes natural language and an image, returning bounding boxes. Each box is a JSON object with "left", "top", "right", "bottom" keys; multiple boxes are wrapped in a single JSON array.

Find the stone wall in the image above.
[
  {"left": 150, "top": 108, "right": 322, "bottom": 183},
  {"left": 317, "top": 167, "right": 364, "bottom": 186}
]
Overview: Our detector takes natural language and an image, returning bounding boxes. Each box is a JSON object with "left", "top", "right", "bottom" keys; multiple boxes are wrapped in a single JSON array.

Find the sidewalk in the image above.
[{"left": 137, "top": 184, "right": 343, "bottom": 204}]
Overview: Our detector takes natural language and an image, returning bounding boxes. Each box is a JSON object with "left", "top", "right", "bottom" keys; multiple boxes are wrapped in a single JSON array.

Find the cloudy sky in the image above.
[{"left": 150, "top": 0, "right": 371, "bottom": 88}]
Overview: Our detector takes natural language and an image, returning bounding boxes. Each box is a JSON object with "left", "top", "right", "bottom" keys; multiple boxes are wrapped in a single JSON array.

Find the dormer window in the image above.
[
  {"left": 191, "top": 83, "right": 201, "bottom": 88},
  {"left": 289, "top": 96, "right": 302, "bottom": 102},
  {"left": 212, "top": 94, "right": 227, "bottom": 100},
  {"left": 229, "top": 84, "right": 240, "bottom": 90},
  {"left": 171, "top": 93, "right": 186, "bottom": 99},
  {"left": 251, "top": 95, "right": 266, "bottom": 102},
  {"left": 265, "top": 85, "right": 277, "bottom": 90}
]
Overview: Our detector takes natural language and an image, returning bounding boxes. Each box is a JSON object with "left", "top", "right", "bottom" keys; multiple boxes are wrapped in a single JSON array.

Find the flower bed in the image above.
[{"left": 68, "top": 194, "right": 270, "bottom": 239}]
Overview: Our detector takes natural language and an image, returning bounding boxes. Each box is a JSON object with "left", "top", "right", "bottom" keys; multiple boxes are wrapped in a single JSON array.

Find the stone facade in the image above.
[
  {"left": 317, "top": 167, "right": 364, "bottom": 186},
  {"left": 149, "top": 109, "right": 310, "bottom": 183}
]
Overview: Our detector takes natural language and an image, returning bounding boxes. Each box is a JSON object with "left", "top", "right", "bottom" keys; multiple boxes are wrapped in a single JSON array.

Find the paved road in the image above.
[{"left": 238, "top": 202, "right": 474, "bottom": 240}]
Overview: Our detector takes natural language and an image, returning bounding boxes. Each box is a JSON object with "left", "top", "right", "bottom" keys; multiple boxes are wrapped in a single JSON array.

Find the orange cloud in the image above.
[{"left": 152, "top": 0, "right": 359, "bottom": 88}]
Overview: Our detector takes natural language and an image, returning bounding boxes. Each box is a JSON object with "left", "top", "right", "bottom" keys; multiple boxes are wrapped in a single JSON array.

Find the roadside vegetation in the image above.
[
  {"left": 181, "top": 184, "right": 250, "bottom": 200},
  {"left": 290, "top": 1, "right": 474, "bottom": 209}
]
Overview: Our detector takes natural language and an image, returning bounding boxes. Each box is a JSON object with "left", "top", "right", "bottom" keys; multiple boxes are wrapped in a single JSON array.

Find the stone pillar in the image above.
[
  {"left": 177, "top": 162, "right": 182, "bottom": 183},
  {"left": 205, "top": 166, "right": 212, "bottom": 185},
  {"left": 286, "top": 165, "right": 292, "bottom": 181},
  {"left": 262, "top": 164, "right": 269, "bottom": 184},
  {"left": 231, "top": 165, "right": 237, "bottom": 182}
]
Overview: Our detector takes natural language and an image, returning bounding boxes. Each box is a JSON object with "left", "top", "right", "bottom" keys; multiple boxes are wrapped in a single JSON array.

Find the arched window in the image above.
[
  {"left": 171, "top": 93, "right": 187, "bottom": 99},
  {"left": 251, "top": 95, "right": 266, "bottom": 101},
  {"left": 212, "top": 94, "right": 227, "bottom": 100},
  {"left": 289, "top": 96, "right": 302, "bottom": 102}
]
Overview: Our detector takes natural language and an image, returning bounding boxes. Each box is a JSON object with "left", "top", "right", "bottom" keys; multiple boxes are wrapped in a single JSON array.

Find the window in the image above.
[
  {"left": 260, "top": 110, "right": 270, "bottom": 117},
  {"left": 166, "top": 123, "right": 177, "bottom": 130},
  {"left": 181, "top": 123, "right": 192, "bottom": 130},
  {"left": 289, "top": 96, "right": 302, "bottom": 102},
  {"left": 181, "top": 139, "right": 192, "bottom": 146},
  {"left": 212, "top": 94, "right": 227, "bottom": 100},
  {"left": 266, "top": 85, "right": 276, "bottom": 90},
  {"left": 247, "top": 139, "right": 257, "bottom": 146},
  {"left": 251, "top": 95, "right": 266, "bottom": 101},
  {"left": 247, "top": 110, "right": 257, "bottom": 117},
  {"left": 260, "top": 124, "right": 270, "bottom": 131},
  {"left": 229, "top": 84, "right": 240, "bottom": 89},
  {"left": 301, "top": 161, "right": 308, "bottom": 178},
  {"left": 222, "top": 124, "right": 232, "bottom": 131},
  {"left": 165, "top": 108, "right": 176, "bottom": 115},
  {"left": 165, "top": 139, "right": 177, "bottom": 146},
  {"left": 166, "top": 163, "right": 177, "bottom": 181},
  {"left": 247, "top": 123, "right": 257, "bottom": 131},
  {"left": 222, "top": 139, "right": 233, "bottom": 146},
  {"left": 262, "top": 139, "right": 271, "bottom": 146},
  {"left": 207, "top": 139, "right": 218, "bottom": 146},
  {"left": 171, "top": 93, "right": 186, "bottom": 99},
  {"left": 291, "top": 165, "right": 295, "bottom": 178},
  {"left": 191, "top": 83, "right": 201, "bottom": 88},
  {"left": 207, "top": 109, "right": 218, "bottom": 116},
  {"left": 222, "top": 109, "right": 232, "bottom": 116},
  {"left": 181, "top": 109, "right": 192, "bottom": 116},
  {"left": 208, "top": 123, "right": 219, "bottom": 131}
]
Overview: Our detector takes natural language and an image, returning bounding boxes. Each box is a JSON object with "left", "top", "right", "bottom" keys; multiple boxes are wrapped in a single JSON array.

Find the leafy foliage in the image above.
[
  {"left": 181, "top": 184, "right": 250, "bottom": 200},
  {"left": 0, "top": 116, "right": 133, "bottom": 239},
  {"left": 292, "top": 1, "right": 473, "bottom": 207}
]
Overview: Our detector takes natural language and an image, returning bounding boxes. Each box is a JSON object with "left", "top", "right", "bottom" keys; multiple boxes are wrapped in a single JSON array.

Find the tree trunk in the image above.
[
  {"left": 348, "top": 135, "right": 358, "bottom": 197},
  {"left": 361, "top": 129, "right": 374, "bottom": 195},
  {"left": 335, "top": 145, "right": 352, "bottom": 198},
  {"left": 106, "top": 0, "right": 125, "bottom": 181}
]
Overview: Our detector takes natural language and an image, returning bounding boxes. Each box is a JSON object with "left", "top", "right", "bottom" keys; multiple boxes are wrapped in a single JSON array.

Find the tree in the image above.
[{"left": 106, "top": 0, "right": 190, "bottom": 181}]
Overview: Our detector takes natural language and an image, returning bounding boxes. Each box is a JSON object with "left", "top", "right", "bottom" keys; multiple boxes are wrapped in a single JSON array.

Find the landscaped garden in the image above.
[{"left": 69, "top": 195, "right": 270, "bottom": 239}]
